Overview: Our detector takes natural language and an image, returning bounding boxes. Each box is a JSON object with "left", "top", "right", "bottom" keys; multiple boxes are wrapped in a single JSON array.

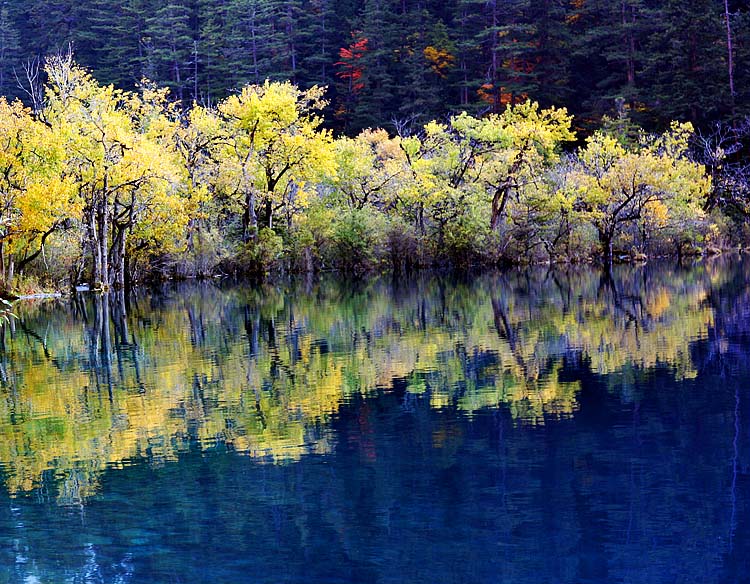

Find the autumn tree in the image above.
[
  {"left": 564, "top": 122, "right": 711, "bottom": 263},
  {"left": 216, "top": 80, "right": 334, "bottom": 241},
  {"left": 330, "top": 128, "right": 404, "bottom": 211},
  {"left": 0, "top": 98, "right": 76, "bottom": 286},
  {"left": 44, "top": 55, "right": 187, "bottom": 289}
]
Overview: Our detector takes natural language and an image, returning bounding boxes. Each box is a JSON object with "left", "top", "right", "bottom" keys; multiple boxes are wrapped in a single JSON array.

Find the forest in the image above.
[
  {"left": 0, "top": 1, "right": 747, "bottom": 291},
  {"left": 0, "top": 0, "right": 748, "bottom": 132}
]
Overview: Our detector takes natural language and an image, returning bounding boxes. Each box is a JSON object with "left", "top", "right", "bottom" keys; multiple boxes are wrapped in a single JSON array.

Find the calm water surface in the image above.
[{"left": 0, "top": 259, "right": 749, "bottom": 583}]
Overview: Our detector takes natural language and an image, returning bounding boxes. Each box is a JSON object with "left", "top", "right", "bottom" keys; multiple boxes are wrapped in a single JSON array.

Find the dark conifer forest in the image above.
[{"left": 1, "top": 0, "right": 748, "bottom": 132}]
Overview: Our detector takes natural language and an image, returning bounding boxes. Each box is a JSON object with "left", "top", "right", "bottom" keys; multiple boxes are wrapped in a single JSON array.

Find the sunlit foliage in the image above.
[
  {"left": 562, "top": 122, "right": 711, "bottom": 261},
  {"left": 0, "top": 57, "right": 723, "bottom": 290}
]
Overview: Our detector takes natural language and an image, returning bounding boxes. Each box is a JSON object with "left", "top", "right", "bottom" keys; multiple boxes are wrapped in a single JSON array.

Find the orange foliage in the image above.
[
  {"left": 478, "top": 38, "right": 538, "bottom": 109},
  {"left": 478, "top": 83, "right": 528, "bottom": 108},
  {"left": 424, "top": 45, "right": 456, "bottom": 78},
  {"left": 567, "top": 0, "right": 585, "bottom": 24}
]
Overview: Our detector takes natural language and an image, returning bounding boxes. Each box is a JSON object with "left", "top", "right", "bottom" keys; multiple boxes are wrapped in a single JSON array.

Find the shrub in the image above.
[
  {"left": 328, "top": 208, "right": 388, "bottom": 272},
  {"left": 233, "top": 228, "right": 285, "bottom": 275}
]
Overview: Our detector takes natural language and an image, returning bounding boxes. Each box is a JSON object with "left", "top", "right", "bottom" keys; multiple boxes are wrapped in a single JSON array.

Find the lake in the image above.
[{"left": 0, "top": 258, "right": 748, "bottom": 583}]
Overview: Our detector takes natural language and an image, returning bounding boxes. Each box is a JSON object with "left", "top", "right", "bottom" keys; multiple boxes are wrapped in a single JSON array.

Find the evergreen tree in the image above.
[
  {"left": 295, "top": 0, "right": 339, "bottom": 87},
  {"left": 451, "top": 0, "right": 485, "bottom": 110},
  {"left": 525, "top": 0, "right": 572, "bottom": 108},
  {"left": 196, "top": 0, "right": 232, "bottom": 104},
  {"left": 345, "top": 0, "right": 399, "bottom": 131},
  {"left": 0, "top": 1, "right": 20, "bottom": 98},
  {"left": 397, "top": 10, "right": 456, "bottom": 125},
  {"left": 641, "top": 0, "right": 729, "bottom": 124},
  {"left": 74, "top": 0, "right": 148, "bottom": 90},
  {"left": 144, "top": 0, "right": 195, "bottom": 103},
  {"left": 22, "top": 0, "right": 77, "bottom": 56},
  {"left": 224, "top": 0, "right": 283, "bottom": 87},
  {"left": 568, "top": 0, "right": 654, "bottom": 122},
  {"left": 0, "top": 0, "right": 744, "bottom": 132}
]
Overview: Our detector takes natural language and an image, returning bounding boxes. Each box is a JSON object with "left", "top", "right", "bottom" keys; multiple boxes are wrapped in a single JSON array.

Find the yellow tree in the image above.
[
  {"left": 462, "top": 102, "right": 575, "bottom": 232},
  {"left": 216, "top": 81, "right": 335, "bottom": 241},
  {"left": 565, "top": 122, "right": 711, "bottom": 263},
  {"left": 169, "top": 103, "right": 221, "bottom": 253},
  {"left": 118, "top": 83, "right": 194, "bottom": 282},
  {"left": 394, "top": 103, "right": 574, "bottom": 256},
  {"left": 331, "top": 129, "right": 405, "bottom": 211},
  {"left": 0, "top": 97, "right": 75, "bottom": 287},
  {"left": 44, "top": 55, "right": 186, "bottom": 289}
]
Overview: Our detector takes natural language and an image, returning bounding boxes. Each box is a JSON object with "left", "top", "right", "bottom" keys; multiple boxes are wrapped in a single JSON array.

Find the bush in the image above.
[
  {"left": 285, "top": 205, "right": 336, "bottom": 272},
  {"left": 172, "top": 227, "right": 227, "bottom": 279},
  {"left": 328, "top": 208, "right": 388, "bottom": 273},
  {"left": 232, "top": 228, "right": 285, "bottom": 275},
  {"left": 437, "top": 213, "right": 490, "bottom": 267},
  {"left": 385, "top": 218, "right": 420, "bottom": 272},
  {"left": 20, "top": 230, "right": 83, "bottom": 291}
]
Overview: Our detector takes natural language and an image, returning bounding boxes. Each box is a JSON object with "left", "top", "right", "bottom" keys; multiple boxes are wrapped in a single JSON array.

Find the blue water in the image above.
[{"left": 0, "top": 259, "right": 748, "bottom": 583}]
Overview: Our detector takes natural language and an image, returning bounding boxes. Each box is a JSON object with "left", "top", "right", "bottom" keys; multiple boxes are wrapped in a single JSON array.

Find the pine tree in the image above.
[
  {"left": 22, "top": 0, "right": 77, "bottom": 56},
  {"left": 196, "top": 0, "right": 231, "bottom": 104},
  {"left": 451, "top": 0, "right": 486, "bottom": 110},
  {"left": 641, "top": 0, "right": 728, "bottom": 125},
  {"left": 74, "top": 0, "right": 148, "bottom": 90},
  {"left": 397, "top": 9, "right": 456, "bottom": 125},
  {"left": 295, "top": 0, "right": 339, "bottom": 87},
  {"left": 568, "top": 0, "right": 654, "bottom": 122},
  {"left": 144, "top": 0, "right": 195, "bottom": 103},
  {"left": 0, "top": 1, "right": 20, "bottom": 98},
  {"left": 225, "top": 0, "right": 279, "bottom": 87},
  {"left": 526, "top": 0, "right": 572, "bottom": 108},
  {"left": 345, "top": 0, "right": 399, "bottom": 131}
]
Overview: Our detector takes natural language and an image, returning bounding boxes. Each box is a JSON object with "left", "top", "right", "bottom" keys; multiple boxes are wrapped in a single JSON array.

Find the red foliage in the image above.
[{"left": 336, "top": 35, "right": 369, "bottom": 93}]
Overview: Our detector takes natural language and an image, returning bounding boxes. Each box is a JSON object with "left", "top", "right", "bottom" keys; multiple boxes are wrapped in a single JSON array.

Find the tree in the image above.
[
  {"left": 0, "top": 1, "right": 20, "bottom": 98},
  {"left": 330, "top": 129, "right": 404, "bottom": 210},
  {"left": 640, "top": 0, "right": 728, "bottom": 125},
  {"left": 389, "top": 101, "right": 574, "bottom": 260},
  {"left": 44, "top": 55, "right": 186, "bottom": 289},
  {"left": 565, "top": 122, "right": 711, "bottom": 263},
  {"left": 567, "top": 0, "right": 653, "bottom": 123},
  {"left": 0, "top": 97, "right": 76, "bottom": 286},
  {"left": 144, "top": 0, "right": 194, "bottom": 103},
  {"left": 216, "top": 80, "right": 335, "bottom": 242}
]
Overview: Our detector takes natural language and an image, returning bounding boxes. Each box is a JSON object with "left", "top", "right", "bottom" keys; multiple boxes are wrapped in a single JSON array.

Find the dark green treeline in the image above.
[{"left": 0, "top": 0, "right": 748, "bottom": 133}]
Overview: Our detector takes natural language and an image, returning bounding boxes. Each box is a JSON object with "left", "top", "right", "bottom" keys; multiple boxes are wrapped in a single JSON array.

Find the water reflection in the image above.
[{"left": 0, "top": 258, "right": 735, "bottom": 504}]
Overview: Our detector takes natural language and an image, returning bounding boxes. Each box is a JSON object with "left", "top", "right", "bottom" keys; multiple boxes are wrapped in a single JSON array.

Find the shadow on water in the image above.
[{"left": 0, "top": 256, "right": 749, "bottom": 582}]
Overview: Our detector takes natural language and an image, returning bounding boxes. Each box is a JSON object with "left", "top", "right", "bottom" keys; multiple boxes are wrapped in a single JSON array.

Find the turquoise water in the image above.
[{"left": 0, "top": 258, "right": 748, "bottom": 583}]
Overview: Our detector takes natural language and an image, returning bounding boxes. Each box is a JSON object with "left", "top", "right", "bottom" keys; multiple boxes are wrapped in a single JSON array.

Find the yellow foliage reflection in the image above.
[{"left": 0, "top": 259, "right": 731, "bottom": 502}]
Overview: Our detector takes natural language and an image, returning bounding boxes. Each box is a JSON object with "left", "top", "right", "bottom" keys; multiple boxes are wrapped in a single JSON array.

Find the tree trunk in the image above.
[
  {"left": 110, "top": 226, "right": 127, "bottom": 290},
  {"left": 242, "top": 189, "right": 257, "bottom": 242},
  {"left": 0, "top": 241, "right": 5, "bottom": 285},
  {"left": 599, "top": 229, "right": 614, "bottom": 267},
  {"left": 622, "top": 2, "right": 636, "bottom": 88},
  {"left": 91, "top": 205, "right": 102, "bottom": 288},
  {"left": 6, "top": 256, "right": 13, "bottom": 287},
  {"left": 265, "top": 197, "right": 273, "bottom": 229},
  {"left": 724, "top": 0, "right": 736, "bottom": 116},
  {"left": 490, "top": 184, "right": 511, "bottom": 231},
  {"left": 96, "top": 191, "right": 111, "bottom": 290},
  {"left": 124, "top": 250, "right": 133, "bottom": 291}
]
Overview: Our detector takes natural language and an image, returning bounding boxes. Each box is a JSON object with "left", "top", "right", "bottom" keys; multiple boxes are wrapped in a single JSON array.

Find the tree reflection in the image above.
[{"left": 0, "top": 257, "right": 740, "bottom": 502}]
